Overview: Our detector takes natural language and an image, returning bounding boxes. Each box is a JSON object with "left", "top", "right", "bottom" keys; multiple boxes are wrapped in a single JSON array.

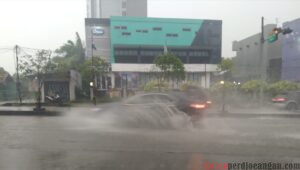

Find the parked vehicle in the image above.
[{"left": 45, "top": 94, "right": 63, "bottom": 105}]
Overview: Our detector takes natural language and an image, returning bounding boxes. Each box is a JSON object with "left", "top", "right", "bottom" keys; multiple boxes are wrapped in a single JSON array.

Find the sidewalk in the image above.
[{"left": 0, "top": 101, "right": 115, "bottom": 116}]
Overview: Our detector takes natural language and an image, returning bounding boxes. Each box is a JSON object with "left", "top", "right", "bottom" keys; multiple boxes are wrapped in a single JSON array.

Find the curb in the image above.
[{"left": 0, "top": 110, "right": 62, "bottom": 116}]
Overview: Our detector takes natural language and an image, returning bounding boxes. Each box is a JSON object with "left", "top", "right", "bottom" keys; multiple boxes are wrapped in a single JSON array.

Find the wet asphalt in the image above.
[{"left": 0, "top": 106, "right": 300, "bottom": 170}]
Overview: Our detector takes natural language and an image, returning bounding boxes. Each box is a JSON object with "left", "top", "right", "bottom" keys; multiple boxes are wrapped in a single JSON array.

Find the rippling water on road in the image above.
[{"left": 1, "top": 106, "right": 300, "bottom": 170}]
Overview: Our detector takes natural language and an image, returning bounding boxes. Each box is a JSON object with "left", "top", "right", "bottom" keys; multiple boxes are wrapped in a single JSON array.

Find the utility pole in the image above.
[
  {"left": 259, "top": 17, "right": 265, "bottom": 107},
  {"left": 91, "top": 28, "right": 97, "bottom": 104},
  {"left": 15, "top": 45, "right": 22, "bottom": 103},
  {"left": 220, "top": 80, "right": 225, "bottom": 113},
  {"left": 204, "top": 64, "right": 207, "bottom": 88},
  {"left": 48, "top": 50, "right": 52, "bottom": 71}
]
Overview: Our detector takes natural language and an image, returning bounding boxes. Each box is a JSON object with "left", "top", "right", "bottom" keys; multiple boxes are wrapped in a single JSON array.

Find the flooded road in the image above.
[{"left": 0, "top": 107, "right": 300, "bottom": 170}]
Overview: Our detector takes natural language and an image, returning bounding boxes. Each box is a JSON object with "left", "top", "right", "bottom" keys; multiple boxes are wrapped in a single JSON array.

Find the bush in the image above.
[
  {"left": 267, "top": 81, "right": 299, "bottom": 96},
  {"left": 143, "top": 80, "right": 168, "bottom": 92},
  {"left": 210, "top": 81, "right": 235, "bottom": 93},
  {"left": 180, "top": 81, "right": 199, "bottom": 91},
  {"left": 240, "top": 80, "right": 267, "bottom": 94}
]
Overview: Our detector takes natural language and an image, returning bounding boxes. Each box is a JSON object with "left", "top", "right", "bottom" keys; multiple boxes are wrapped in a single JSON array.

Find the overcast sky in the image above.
[{"left": 0, "top": 0, "right": 299, "bottom": 74}]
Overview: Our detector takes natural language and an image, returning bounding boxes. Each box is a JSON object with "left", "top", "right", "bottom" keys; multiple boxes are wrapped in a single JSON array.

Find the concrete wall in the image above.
[
  {"left": 69, "top": 70, "right": 82, "bottom": 101},
  {"left": 281, "top": 18, "right": 300, "bottom": 82},
  {"left": 30, "top": 71, "right": 82, "bottom": 102},
  {"left": 87, "top": 0, "right": 147, "bottom": 18},
  {"left": 85, "top": 19, "right": 111, "bottom": 61},
  {"left": 232, "top": 24, "right": 282, "bottom": 82}
]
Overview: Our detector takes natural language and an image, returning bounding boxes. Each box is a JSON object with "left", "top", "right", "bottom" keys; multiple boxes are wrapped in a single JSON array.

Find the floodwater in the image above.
[{"left": 1, "top": 104, "right": 300, "bottom": 170}]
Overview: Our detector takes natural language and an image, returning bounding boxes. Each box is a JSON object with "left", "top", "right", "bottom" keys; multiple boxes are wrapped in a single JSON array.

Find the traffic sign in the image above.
[{"left": 267, "top": 34, "right": 278, "bottom": 43}]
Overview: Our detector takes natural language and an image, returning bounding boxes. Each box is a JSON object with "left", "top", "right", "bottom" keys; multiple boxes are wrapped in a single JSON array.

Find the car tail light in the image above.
[
  {"left": 272, "top": 97, "right": 286, "bottom": 102},
  {"left": 190, "top": 104, "right": 206, "bottom": 109}
]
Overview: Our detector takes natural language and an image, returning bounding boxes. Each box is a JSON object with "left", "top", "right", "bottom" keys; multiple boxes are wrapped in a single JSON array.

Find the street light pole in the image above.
[
  {"left": 204, "top": 64, "right": 207, "bottom": 88},
  {"left": 220, "top": 80, "right": 225, "bottom": 113},
  {"left": 15, "top": 45, "right": 22, "bottom": 103},
  {"left": 259, "top": 17, "right": 265, "bottom": 107},
  {"left": 91, "top": 28, "right": 97, "bottom": 105}
]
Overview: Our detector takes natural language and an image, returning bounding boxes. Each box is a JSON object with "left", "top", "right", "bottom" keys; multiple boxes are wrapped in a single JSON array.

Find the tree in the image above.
[
  {"left": 53, "top": 32, "right": 85, "bottom": 72},
  {"left": 217, "top": 58, "right": 234, "bottom": 81},
  {"left": 240, "top": 80, "right": 267, "bottom": 102},
  {"left": 19, "top": 50, "right": 51, "bottom": 110},
  {"left": 154, "top": 52, "right": 185, "bottom": 90},
  {"left": 210, "top": 81, "right": 235, "bottom": 93},
  {"left": 241, "top": 80, "right": 267, "bottom": 94},
  {"left": 79, "top": 57, "right": 110, "bottom": 94},
  {"left": 0, "top": 68, "right": 16, "bottom": 101},
  {"left": 267, "top": 81, "right": 299, "bottom": 96},
  {"left": 217, "top": 58, "right": 234, "bottom": 72}
]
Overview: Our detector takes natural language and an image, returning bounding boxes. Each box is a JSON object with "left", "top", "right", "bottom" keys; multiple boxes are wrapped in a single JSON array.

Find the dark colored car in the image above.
[
  {"left": 123, "top": 88, "right": 210, "bottom": 122},
  {"left": 272, "top": 91, "right": 300, "bottom": 111}
]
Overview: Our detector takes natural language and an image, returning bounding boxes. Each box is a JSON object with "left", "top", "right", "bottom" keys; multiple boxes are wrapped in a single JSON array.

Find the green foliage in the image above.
[
  {"left": 80, "top": 57, "right": 109, "bottom": 93},
  {"left": 217, "top": 58, "right": 234, "bottom": 72},
  {"left": 143, "top": 80, "right": 168, "bottom": 92},
  {"left": 53, "top": 32, "right": 85, "bottom": 72},
  {"left": 180, "top": 82, "right": 200, "bottom": 91},
  {"left": 19, "top": 50, "right": 51, "bottom": 78},
  {"left": 267, "top": 81, "right": 299, "bottom": 96},
  {"left": 80, "top": 57, "right": 109, "bottom": 81},
  {"left": 154, "top": 52, "right": 185, "bottom": 81},
  {"left": 0, "top": 81, "right": 16, "bottom": 101},
  {"left": 0, "top": 67, "right": 7, "bottom": 75},
  {"left": 19, "top": 50, "right": 52, "bottom": 105},
  {"left": 241, "top": 80, "right": 267, "bottom": 93},
  {"left": 210, "top": 81, "right": 235, "bottom": 93}
]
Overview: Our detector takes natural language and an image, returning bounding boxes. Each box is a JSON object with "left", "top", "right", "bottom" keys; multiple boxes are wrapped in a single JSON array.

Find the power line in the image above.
[
  {"left": 20, "top": 46, "right": 54, "bottom": 53},
  {"left": 0, "top": 48, "right": 12, "bottom": 51},
  {"left": 0, "top": 46, "right": 13, "bottom": 50},
  {"left": 0, "top": 49, "right": 13, "bottom": 54}
]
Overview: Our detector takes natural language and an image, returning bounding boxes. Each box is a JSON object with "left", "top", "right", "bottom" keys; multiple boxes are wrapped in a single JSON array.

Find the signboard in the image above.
[
  {"left": 93, "top": 27, "right": 105, "bottom": 36},
  {"left": 267, "top": 34, "right": 278, "bottom": 43}
]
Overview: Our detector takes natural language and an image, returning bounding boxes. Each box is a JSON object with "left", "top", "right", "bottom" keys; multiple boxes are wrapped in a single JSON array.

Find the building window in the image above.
[
  {"left": 183, "top": 28, "right": 191, "bottom": 32},
  {"left": 174, "top": 51, "right": 187, "bottom": 56},
  {"left": 121, "top": 26, "right": 127, "bottom": 30},
  {"left": 114, "top": 26, "right": 120, "bottom": 29},
  {"left": 153, "top": 27, "right": 162, "bottom": 31},
  {"left": 136, "top": 30, "right": 141, "bottom": 33},
  {"left": 122, "top": 11, "right": 127, "bottom": 16},
  {"left": 115, "top": 56, "right": 138, "bottom": 63},
  {"left": 140, "top": 56, "right": 156, "bottom": 64},
  {"left": 166, "top": 33, "right": 178, "bottom": 37},
  {"left": 140, "top": 50, "right": 162, "bottom": 56},
  {"left": 115, "top": 50, "right": 137, "bottom": 55},
  {"left": 189, "top": 51, "right": 209, "bottom": 57},
  {"left": 122, "top": 32, "right": 131, "bottom": 36},
  {"left": 142, "top": 30, "right": 148, "bottom": 33}
]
